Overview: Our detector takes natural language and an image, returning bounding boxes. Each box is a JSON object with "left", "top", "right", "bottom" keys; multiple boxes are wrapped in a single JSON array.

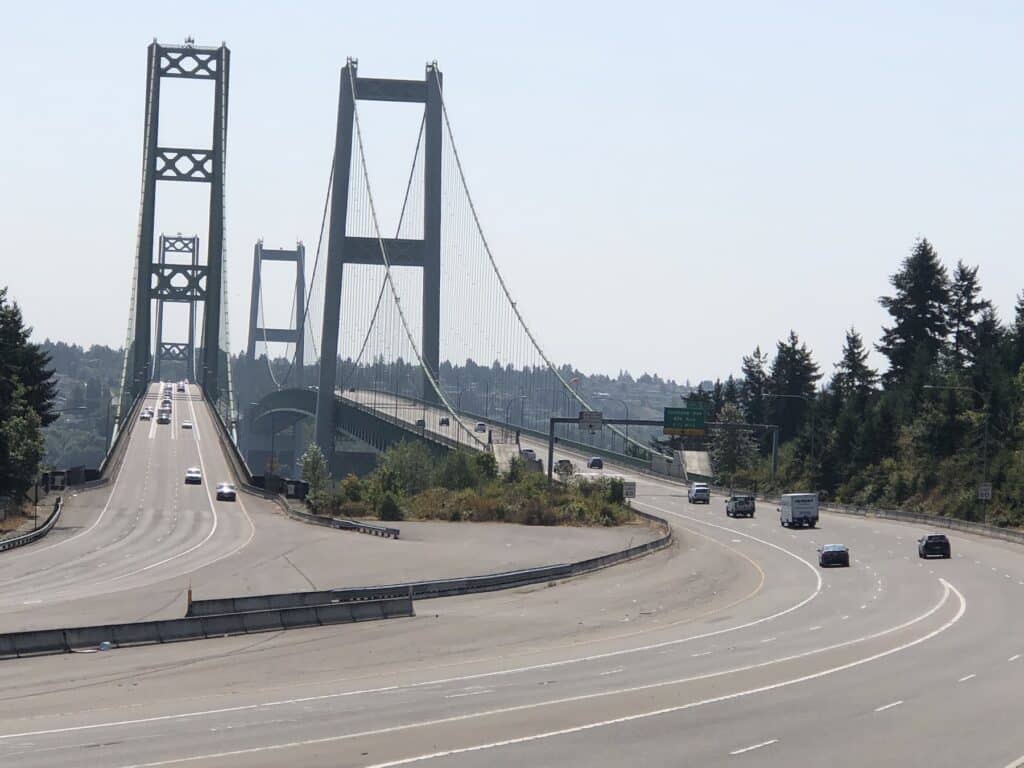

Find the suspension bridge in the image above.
[{"left": 115, "top": 42, "right": 690, "bottom": 482}]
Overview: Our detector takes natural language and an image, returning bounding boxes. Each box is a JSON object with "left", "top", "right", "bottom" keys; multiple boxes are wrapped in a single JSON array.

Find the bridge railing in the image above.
[{"left": 0, "top": 497, "right": 63, "bottom": 553}]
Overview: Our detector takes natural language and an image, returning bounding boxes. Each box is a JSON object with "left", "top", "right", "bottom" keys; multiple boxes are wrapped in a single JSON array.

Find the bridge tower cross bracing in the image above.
[
  {"left": 246, "top": 240, "right": 306, "bottom": 388},
  {"left": 153, "top": 234, "right": 201, "bottom": 381},
  {"left": 314, "top": 60, "right": 443, "bottom": 457},
  {"left": 128, "top": 40, "right": 230, "bottom": 404}
]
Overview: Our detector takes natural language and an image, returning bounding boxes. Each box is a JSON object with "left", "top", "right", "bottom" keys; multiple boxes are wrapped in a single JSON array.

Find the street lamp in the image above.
[
  {"left": 505, "top": 393, "right": 527, "bottom": 424},
  {"left": 923, "top": 384, "right": 990, "bottom": 505}
]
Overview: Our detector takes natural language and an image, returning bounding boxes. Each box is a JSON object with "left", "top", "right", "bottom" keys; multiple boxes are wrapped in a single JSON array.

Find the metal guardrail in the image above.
[
  {"left": 0, "top": 497, "right": 62, "bottom": 554},
  {"left": 283, "top": 503, "right": 400, "bottom": 539},
  {"left": 188, "top": 506, "right": 672, "bottom": 616}
]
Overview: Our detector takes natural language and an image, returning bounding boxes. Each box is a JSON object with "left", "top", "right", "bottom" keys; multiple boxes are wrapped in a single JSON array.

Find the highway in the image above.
[{"left": 0, "top": 390, "right": 1022, "bottom": 766}]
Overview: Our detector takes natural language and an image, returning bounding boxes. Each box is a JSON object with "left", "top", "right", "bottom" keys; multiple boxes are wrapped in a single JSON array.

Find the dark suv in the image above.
[
  {"left": 918, "top": 534, "right": 951, "bottom": 559},
  {"left": 726, "top": 494, "right": 755, "bottom": 518}
]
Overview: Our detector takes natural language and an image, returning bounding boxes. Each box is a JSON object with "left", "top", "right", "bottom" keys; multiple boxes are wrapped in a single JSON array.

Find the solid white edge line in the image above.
[
  {"left": 109, "top": 579, "right": 965, "bottom": 768},
  {"left": 958, "top": 673, "right": 976, "bottom": 683},
  {"left": 729, "top": 738, "right": 779, "bottom": 755}
]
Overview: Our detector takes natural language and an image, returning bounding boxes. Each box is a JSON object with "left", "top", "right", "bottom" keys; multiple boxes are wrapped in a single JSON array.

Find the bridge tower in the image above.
[
  {"left": 314, "top": 59, "right": 443, "bottom": 457},
  {"left": 246, "top": 240, "right": 306, "bottom": 388},
  {"left": 153, "top": 234, "right": 200, "bottom": 381},
  {"left": 126, "top": 40, "right": 230, "bottom": 406}
]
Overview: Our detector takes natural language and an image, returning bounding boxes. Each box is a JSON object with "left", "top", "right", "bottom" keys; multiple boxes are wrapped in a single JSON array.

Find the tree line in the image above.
[
  {"left": 702, "top": 239, "right": 1024, "bottom": 525},
  {"left": 0, "top": 288, "right": 58, "bottom": 505}
]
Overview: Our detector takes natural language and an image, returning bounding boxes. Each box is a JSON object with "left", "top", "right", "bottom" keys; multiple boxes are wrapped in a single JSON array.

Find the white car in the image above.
[
  {"left": 182, "top": 420, "right": 193, "bottom": 429},
  {"left": 474, "top": 422, "right": 487, "bottom": 433},
  {"left": 184, "top": 467, "right": 202, "bottom": 485},
  {"left": 140, "top": 410, "right": 152, "bottom": 421},
  {"left": 215, "top": 482, "right": 237, "bottom": 501}
]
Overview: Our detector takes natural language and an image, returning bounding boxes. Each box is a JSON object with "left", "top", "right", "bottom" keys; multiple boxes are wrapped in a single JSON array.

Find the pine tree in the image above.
[
  {"left": 723, "top": 375, "right": 740, "bottom": 405},
  {"left": 740, "top": 346, "right": 769, "bottom": 425},
  {"left": 0, "top": 288, "right": 58, "bottom": 427},
  {"left": 0, "top": 379, "right": 44, "bottom": 498},
  {"left": 710, "top": 403, "right": 756, "bottom": 485},
  {"left": 832, "top": 327, "right": 878, "bottom": 401},
  {"left": 1012, "top": 291, "right": 1024, "bottom": 371},
  {"left": 768, "top": 331, "right": 821, "bottom": 442},
  {"left": 947, "top": 260, "right": 991, "bottom": 371},
  {"left": 877, "top": 238, "right": 951, "bottom": 385}
]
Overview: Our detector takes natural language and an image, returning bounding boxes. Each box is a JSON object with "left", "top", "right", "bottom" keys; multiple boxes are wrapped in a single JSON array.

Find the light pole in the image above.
[
  {"left": 505, "top": 393, "right": 527, "bottom": 425},
  {"left": 923, "top": 384, "right": 990, "bottom": 512}
]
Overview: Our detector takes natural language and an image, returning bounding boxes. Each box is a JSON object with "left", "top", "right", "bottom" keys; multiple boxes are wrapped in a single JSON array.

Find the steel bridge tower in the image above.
[
  {"left": 246, "top": 240, "right": 306, "bottom": 388},
  {"left": 127, "top": 40, "right": 230, "bottom": 404},
  {"left": 153, "top": 234, "right": 200, "bottom": 381},
  {"left": 314, "top": 59, "right": 443, "bottom": 457}
]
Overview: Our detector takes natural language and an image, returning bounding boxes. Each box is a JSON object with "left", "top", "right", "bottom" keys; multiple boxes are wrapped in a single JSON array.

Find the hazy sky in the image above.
[{"left": 4, "top": 1, "right": 1022, "bottom": 384}]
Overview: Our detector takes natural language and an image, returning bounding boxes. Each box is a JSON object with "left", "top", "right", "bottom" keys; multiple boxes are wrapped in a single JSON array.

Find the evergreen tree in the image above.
[
  {"left": 1012, "top": 291, "right": 1024, "bottom": 371},
  {"left": 0, "top": 379, "right": 44, "bottom": 498},
  {"left": 723, "top": 375, "right": 740, "bottom": 405},
  {"left": 947, "top": 260, "right": 991, "bottom": 371},
  {"left": 711, "top": 379, "right": 724, "bottom": 420},
  {"left": 710, "top": 403, "right": 756, "bottom": 485},
  {"left": 768, "top": 331, "right": 821, "bottom": 442},
  {"left": 832, "top": 327, "right": 878, "bottom": 401},
  {"left": 0, "top": 288, "right": 58, "bottom": 427},
  {"left": 739, "top": 346, "right": 769, "bottom": 425},
  {"left": 877, "top": 238, "right": 950, "bottom": 385}
]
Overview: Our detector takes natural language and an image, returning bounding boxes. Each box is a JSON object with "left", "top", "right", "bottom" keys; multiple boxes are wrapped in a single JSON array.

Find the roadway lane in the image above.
[
  {"left": 1, "top": 390, "right": 1023, "bottom": 765},
  {"left": 0, "top": 383, "right": 255, "bottom": 630},
  {"left": 4, "top": 457, "right": 1023, "bottom": 766}
]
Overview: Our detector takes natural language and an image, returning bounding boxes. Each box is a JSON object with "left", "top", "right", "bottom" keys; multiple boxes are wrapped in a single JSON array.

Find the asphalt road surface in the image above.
[{"left": 1, "top": 389, "right": 1023, "bottom": 766}]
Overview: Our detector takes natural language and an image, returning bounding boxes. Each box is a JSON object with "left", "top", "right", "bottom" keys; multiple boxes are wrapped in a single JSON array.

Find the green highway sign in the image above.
[{"left": 664, "top": 405, "right": 705, "bottom": 436}]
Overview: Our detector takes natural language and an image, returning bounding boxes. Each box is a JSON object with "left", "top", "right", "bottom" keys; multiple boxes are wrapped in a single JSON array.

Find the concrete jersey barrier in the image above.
[{"left": 0, "top": 596, "right": 413, "bottom": 660}]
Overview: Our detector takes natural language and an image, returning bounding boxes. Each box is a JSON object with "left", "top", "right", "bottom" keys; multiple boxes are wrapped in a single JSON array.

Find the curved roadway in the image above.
[{"left": 0, "top": 391, "right": 1022, "bottom": 766}]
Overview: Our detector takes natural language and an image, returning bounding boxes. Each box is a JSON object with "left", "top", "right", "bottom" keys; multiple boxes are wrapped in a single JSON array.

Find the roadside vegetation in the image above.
[
  {"left": 300, "top": 441, "right": 633, "bottom": 527},
  {"left": 0, "top": 287, "right": 58, "bottom": 514},
  {"left": 695, "top": 239, "right": 1024, "bottom": 526}
]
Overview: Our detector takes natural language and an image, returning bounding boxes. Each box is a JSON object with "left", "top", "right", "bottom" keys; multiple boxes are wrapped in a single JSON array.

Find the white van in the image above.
[{"left": 779, "top": 493, "right": 818, "bottom": 528}]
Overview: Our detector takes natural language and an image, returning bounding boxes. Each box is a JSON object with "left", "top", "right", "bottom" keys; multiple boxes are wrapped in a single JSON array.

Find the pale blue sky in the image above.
[{"left": 3, "top": 1, "right": 1021, "bottom": 383}]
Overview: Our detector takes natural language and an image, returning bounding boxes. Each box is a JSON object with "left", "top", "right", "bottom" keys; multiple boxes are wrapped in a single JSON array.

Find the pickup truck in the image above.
[{"left": 726, "top": 494, "right": 755, "bottom": 517}]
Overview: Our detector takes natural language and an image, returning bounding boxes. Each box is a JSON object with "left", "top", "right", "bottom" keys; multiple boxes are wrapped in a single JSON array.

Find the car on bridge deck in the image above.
[
  {"left": 415, "top": 418, "right": 426, "bottom": 428},
  {"left": 555, "top": 458, "right": 574, "bottom": 476},
  {"left": 587, "top": 457, "right": 604, "bottom": 470},
  {"left": 520, "top": 448, "right": 537, "bottom": 462},
  {"left": 216, "top": 482, "right": 236, "bottom": 501},
  {"left": 918, "top": 533, "right": 951, "bottom": 559},
  {"left": 474, "top": 422, "right": 487, "bottom": 433},
  {"left": 182, "top": 420, "right": 193, "bottom": 429},
  {"left": 818, "top": 544, "right": 850, "bottom": 567},
  {"left": 726, "top": 493, "right": 755, "bottom": 517},
  {"left": 688, "top": 482, "right": 710, "bottom": 504},
  {"left": 184, "top": 467, "right": 202, "bottom": 485},
  {"left": 177, "top": 382, "right": 185, "bottom": 392},
  {"left": 140, "top": 409, "right": 152, "bottom": 421},
  {"left": 439, "top": 416, "right": 450, "bottom": 427}
]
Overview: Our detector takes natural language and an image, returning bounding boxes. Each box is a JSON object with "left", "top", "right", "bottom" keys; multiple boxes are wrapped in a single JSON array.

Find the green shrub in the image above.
[
  {"left": 377, "top": 492, "right": 404, "bottom": 521},
  {"left": 340, "top": 473, "right": 364, "bottom": 502}
]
